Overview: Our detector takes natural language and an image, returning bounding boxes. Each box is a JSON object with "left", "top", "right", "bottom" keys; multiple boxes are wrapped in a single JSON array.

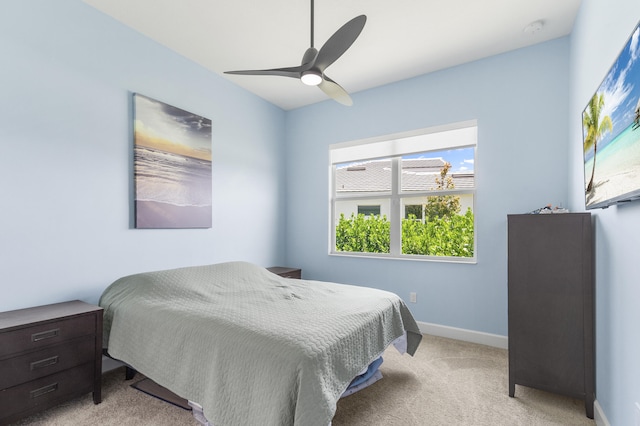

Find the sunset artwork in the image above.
[{"left": 133, "top": 94, "right": 212, "bottom": 228}]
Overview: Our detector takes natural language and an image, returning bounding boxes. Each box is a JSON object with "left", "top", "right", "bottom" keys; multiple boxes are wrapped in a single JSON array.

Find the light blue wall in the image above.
[
  {"left": 569, "top": 1, "right": 640, "bottom": 425},
  {"left": 285, "top": 38, "right": 570, "bottom": 336},
  {"left": 2, "top": 0, "right": 633, "bottom": 424},
  {"left": 0, "top": 0, "right": 287, "bottom": 312}
]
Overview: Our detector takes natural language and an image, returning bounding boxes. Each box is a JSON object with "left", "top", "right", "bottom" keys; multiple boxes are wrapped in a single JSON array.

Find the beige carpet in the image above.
[{"left": 11, "top": 335, "right": 595, "bottom": 426}]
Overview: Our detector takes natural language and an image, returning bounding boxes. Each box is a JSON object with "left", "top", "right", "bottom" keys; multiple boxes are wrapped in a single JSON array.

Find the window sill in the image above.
[{"left": 329, "top": 251, "right": 477, "bottom": 264}]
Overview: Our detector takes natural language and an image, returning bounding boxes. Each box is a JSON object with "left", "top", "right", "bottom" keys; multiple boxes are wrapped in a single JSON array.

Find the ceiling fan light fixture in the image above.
[{"left": 301, "top": 70, "right": 323, "bottom": 86}]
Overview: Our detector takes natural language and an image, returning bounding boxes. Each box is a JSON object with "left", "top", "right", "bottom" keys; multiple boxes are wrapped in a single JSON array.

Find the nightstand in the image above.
[
  {"left": 0, "top": 300, "right": 103, "bottom": 424},
  {"left": 267, "top": 266, "right": 302, "bottom": 279}
]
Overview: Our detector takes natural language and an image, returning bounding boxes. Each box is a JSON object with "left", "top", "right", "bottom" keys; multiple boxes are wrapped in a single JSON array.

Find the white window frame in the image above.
[{"left": 329, "top": 120, "right": 477, "bottom": 263}]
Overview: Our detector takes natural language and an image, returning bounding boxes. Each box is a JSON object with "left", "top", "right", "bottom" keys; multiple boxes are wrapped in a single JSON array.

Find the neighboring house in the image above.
[{"left": 334, "top": 157, "right": 474, "bottom": 220}]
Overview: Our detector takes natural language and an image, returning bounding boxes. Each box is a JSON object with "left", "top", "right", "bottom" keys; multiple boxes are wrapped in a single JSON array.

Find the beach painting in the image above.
[
  {"left": 583, "top": 22, "right": 640, "bottom": 209},
  {"left": 133, "top": 94, "right": 212, "bottom": 228}
]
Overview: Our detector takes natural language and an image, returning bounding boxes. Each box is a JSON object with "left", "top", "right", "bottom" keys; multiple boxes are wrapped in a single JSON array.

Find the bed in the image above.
[{"left": 100, "top": 261, "right": 422, "bottom": 426}]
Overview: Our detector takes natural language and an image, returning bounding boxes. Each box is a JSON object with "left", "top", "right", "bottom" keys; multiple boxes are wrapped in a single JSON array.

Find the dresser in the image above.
[
  {"left": 507, "top": 213, "right": 594, "bottom": 418},
  {"left": 267, "top": 266, "right": 302, "bottom": 279},
  {"left": 0, "top": 300, "right": 103, "bottom": 425}
]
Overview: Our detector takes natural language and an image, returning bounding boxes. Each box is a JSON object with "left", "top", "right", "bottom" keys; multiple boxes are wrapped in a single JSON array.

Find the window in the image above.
[
  {"left": 330, "top": 121, "right": 476, "bottom": 262},
  {"left": 404, "top": 205, "right": 423, "bottom": 220},
  {"left": 358, "top": 205, "right": 381, "bottom": 216}
]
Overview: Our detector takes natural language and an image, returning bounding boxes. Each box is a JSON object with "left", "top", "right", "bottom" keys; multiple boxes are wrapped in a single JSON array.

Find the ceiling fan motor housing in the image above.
[
  {"left": 301, "top": 47, "right": 319, "bottom": 67},
  {"left": 224, "top": 1, "right": 366, "bottom": 105}
]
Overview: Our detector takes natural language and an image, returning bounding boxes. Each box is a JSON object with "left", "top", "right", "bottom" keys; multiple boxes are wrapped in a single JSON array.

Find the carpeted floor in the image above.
[
  {"left": 332, "top": 335, "right": 595, "bottom": 426},
  {"left": 10, "top": 334, "right": 595, "bottom": 426}
]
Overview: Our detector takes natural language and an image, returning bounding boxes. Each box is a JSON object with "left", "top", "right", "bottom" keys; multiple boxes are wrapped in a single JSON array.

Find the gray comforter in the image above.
[{"left": 100, "top": 261, "right": 422, "bottom": 426}]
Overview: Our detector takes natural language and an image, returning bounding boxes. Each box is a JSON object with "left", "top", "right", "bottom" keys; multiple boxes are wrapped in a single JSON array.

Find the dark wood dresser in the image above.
[
  {"left": 267, "top": 266, "right": 302, "bottom": 279},
  {"left": 507, "top": 213, "right": 594, "bottom": 418},
  {"left": 0, "top": 300, "right": 103, "bottom": 425}
]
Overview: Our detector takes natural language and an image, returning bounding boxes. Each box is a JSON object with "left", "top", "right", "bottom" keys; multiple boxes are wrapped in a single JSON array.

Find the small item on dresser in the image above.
[{"left": 527, "top": 204, "right": 569, "bottom": 214}]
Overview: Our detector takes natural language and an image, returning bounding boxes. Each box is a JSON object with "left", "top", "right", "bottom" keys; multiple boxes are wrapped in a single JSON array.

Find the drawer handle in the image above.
[
  {"left": 31, "top": 328, "right": 60, "bottom": 342},
  {"left": 30, "top": 382, "right": 58, "bottom": 399},
  {"left": 30, "top": 355, "right": 59, "bottom": 370}
]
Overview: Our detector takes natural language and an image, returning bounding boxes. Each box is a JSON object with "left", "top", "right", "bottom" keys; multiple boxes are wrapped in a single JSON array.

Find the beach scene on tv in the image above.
[
  {"left": 583, "top": 23, "right": 640, "bottom": 209},
  {"left": 133, "top": 94, "right": 212, "bottom": 228}
]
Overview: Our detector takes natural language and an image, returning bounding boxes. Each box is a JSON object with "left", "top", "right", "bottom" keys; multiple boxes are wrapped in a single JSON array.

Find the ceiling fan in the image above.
[{"left": 224, "top": 0, "right": 366, "bottom": 106}]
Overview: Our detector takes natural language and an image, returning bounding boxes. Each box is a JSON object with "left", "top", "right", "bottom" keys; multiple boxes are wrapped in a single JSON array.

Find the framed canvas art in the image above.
[
  {"left": 133, "top": 93, "right": 212, "bottom": 228},
  {"left": 582, "top": 21, "right": 640, "bottom": 209}
]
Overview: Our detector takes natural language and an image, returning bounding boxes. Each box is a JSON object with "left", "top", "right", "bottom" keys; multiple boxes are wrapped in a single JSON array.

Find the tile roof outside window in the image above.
[{"left": 336, "top": 158, "right": 475, "bottom": 193}]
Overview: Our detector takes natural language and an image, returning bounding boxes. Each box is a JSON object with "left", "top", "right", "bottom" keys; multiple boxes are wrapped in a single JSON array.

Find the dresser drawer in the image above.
[
  {"left": 0, "top": 315, "right": 96, "bottom": 358},
  {"left": 0, "top": 336, "right": 95, "bottom": 389},
  {"left": 0, "top": 362, "right": 94, "bottom": 421}
]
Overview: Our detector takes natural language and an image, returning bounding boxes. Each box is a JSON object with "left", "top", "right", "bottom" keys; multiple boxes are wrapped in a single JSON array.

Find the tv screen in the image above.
[{"left": 583, "top": 21, "right": 640, "bottom": 209}]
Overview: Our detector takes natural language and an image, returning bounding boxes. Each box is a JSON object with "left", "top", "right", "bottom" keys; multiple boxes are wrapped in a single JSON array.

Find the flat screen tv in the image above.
[{"left": 583, "top": 21, "right": 640, "bottom": 209}]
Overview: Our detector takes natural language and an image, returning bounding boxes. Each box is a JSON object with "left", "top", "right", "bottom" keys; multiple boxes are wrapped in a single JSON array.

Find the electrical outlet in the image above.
[
  {"left": 635, "top": 402, "right": 640, "bottom": 426},
  {"left": 409, "top": 292, "right": 417, "bottom": 303}
]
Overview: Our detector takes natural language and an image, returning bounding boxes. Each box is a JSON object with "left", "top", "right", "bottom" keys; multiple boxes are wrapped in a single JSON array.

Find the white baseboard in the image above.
[
  {"left": 417, "top": 321, "right": 508, "bottom": 349},
  {"left": 594, "top": 400, "right": 610, "bottom": 426}
]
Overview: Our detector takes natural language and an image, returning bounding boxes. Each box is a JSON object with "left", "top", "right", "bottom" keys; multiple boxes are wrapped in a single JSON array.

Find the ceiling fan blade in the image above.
[
  {"left": 318, "top": 75, "right": 353, "bottom": 106},
  {"left": 224, "top": 64, "right": 308, "bottom": 79},
  {"left": 315, "top": 15, "right": 366, "bottom": 72}
]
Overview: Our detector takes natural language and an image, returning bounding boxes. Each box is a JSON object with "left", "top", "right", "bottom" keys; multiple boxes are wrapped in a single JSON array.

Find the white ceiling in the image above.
[{"left": 82, "top": 0, "right": 582, "bottom": 110}]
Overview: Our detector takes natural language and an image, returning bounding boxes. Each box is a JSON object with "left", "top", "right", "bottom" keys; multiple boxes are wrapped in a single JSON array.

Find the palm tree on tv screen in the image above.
[{"left": 583, "top": 93, "right": 613, "bottom": 193}]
